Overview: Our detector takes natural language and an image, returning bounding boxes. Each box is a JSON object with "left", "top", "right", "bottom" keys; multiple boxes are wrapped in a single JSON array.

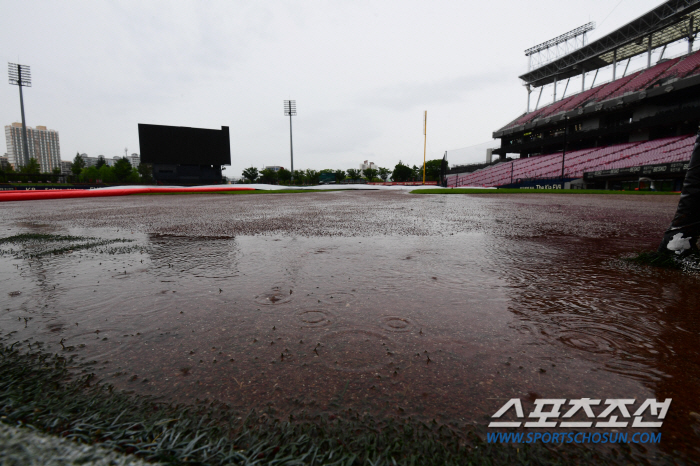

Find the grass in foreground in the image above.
[
  {"left": 0, "top": 340, "right": 655, "bottom": 465},
  {"left": 624, "top": 250, "right": 700, "bottom": 272},
  {"left": 624, "top": 251, "right": 682, "bottom": 269},
  {"left": 413, "top": 188, "right": 680, "bottom": 195},
  {"left": 0, "top": 233, "right": 140, "bottom": 259}
]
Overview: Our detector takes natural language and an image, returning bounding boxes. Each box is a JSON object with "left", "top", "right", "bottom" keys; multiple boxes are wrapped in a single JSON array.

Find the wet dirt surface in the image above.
[{"left": 1, "top": 191, "right": 699, "bottom": 460}]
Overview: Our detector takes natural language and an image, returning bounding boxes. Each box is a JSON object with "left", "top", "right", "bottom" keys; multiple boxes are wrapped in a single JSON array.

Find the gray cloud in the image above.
[{"left": 361, "top": 72, "right": 512, "bottom": 111}]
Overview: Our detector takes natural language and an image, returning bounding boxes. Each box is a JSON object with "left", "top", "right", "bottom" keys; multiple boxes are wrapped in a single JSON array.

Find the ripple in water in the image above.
[
  {"left": 558, "top": 331, "right": 614, "bottom": 354},
  {"left": 295, "top": 309, "right": 334, "bottom": 328},
  {"left": 254, "top": 286, "right": 292, "bottom": 306},
  {"left": 378, "top": 316, "right": 415, "bottom": 333},
  {"left": 317, "top": 291, "right": 355, "bottom": 306}
]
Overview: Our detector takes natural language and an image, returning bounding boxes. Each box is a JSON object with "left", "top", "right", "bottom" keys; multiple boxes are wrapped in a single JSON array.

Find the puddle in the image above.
[{"left": 0, "top": 192, "right": 698, "bottom": 458}]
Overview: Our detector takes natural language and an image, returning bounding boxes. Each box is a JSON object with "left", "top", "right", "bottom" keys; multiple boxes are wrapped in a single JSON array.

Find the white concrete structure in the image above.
[{"left": 359, "top": 160, "right": 376, "bottom": 170}]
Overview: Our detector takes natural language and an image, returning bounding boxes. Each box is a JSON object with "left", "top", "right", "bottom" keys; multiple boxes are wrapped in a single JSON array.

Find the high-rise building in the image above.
[
  {"left": 79, "top": 154, "right": 140, "bottom": 169},
  {"left": 60, "top": 160, "right": 72, "bottom": 175},
  {"left": 112, "top": 154, "right": 140, "bottom": 167},
  {"left": 4, "top": 123, "right": 61, "bottom": 172}
]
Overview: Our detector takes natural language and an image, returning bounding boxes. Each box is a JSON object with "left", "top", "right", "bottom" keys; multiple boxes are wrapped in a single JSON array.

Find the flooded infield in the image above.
[{"left": 1, "top": 191, "right": 699, "bottom": 459}]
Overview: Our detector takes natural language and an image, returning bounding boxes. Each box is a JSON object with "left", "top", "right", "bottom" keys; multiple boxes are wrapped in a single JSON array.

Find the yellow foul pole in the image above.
[{"left": 423, "top": 110, "right": 427, "bottom": 185}]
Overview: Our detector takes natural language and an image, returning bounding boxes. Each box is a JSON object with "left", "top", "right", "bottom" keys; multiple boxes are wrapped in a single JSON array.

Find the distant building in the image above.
[
  {"left": 81, "top": 154, "right": 96, "bottom": 167},
  {"left": 78, "top": 154, "right": 102, "bottom": 168},
  {"left": 1, "top": 153, "right": 9, "bottom": 171},
  {"left": 359, "top": 160, "right": 376, "bottom": 171},
  {"left": 60, "top": 160, "right": 72, "bottom": 175},
  {"left": 116, "top": 154, "right": 140, "bottom": 167},
  {"left": 263, "top": 165, "right": 284, "bottom": 172},
  {"left": 4, "top": 123, "right": 61, "bottom": 173},
  {"left": 80, "top": 153, "right": 140, "bottom": 169}
]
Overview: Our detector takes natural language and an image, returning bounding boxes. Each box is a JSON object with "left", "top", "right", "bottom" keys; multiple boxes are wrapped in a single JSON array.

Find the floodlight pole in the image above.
[
  {"left": 284, "top": 100, "right": 296, "bottom": 183},
  {"left": 422, "top": 110, "right": 427, "bottom": 185},
  {"left": 8, "top": 63, "right": 31, "bottom": 167},
  {"left": 289, "top": 114, "right": 294, "bottom": 176},
  {"left": 18, "top": 74, "right": 30, "bottom": 165}
]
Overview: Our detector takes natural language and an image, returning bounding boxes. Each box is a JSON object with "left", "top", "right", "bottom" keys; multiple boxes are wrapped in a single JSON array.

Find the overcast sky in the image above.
[{"left": 1, "top": 0, "right": 667, "bottom": 176}]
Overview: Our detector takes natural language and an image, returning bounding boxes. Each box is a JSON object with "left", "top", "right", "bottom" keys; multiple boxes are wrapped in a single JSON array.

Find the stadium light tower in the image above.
[
  {"left": 422, "top": 110, "right": 427, "bottom": 185},
  {"left": 284, "top": 100, "right": 296, "bottom": 181},
  {"left": 8, "top": 63, "right": 32, "bottom": 168}
]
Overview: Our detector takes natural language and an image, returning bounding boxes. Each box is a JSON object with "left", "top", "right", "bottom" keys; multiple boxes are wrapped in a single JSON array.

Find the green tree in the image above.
[
  {"left": 98, "top": 165, "right": 116, "bottom": 183},
  {"left": 242, "top": 166, "right": 258, "bottom": 183},
  {"left": 113, "top": 157, "right": 133, "bottom": 182},
  {"left": 412, "top": 165, "right": 421, "bottom": 181},
  {"left": 20, "top": 158, "right": 41, "bottom": 174},
  {"left": 52, "top": 167, "right": 61, "bottom": 175},
  {"left": 71, "top": 153, "right": 86, "bottom": 176},
  {"left": 80, "top": 166, "right": 99, "bottom": 183},
  {"left": 346, "top": 168, "right": 362, "bottom": 182},
  {"left": 305, "top": 169, "right": 320, "bottom": 185},
  {"left": 277, "top": 168, "right": 292, "bottom": 185},
  {"left": 259, "top": 168, "right": 279, "bottom": 184},
  {"left": 138, "top": 163, "right": 153, "bottom": 183},
  {"left": 362, "top": 167, "right": 378, "bottom": 181},
  {"left": 96, "top": 155, "right": 107, "bottom": 169},
  {"left": 377, "top": 167, "right": 390, "bottom": 182},
  {"left": 333, "top": 169, "right": 346, "bottom": 182},
  {"left": 391, "top": 161, "right": 413, "bottom": 182},
  {"left": 293, "top": 170, "right": 305, "bottom": 184},
  {"left": 126, "top": 168, "right": 141, "bottom": 184},
  {"left": 425, "top": 159, "right": 444, "bottom": 181}
]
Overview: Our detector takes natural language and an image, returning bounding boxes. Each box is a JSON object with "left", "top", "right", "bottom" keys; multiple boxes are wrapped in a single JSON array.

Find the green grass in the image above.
[
  {"left": 624, "top": 251, "right": 682, "bottom": 269},
  {"left": 624, "top": 250, "right": 700, "bottom": 271},
  {"left": 0, "top": 233, "right": 88, "bottom": 244},
  {"left": 0, "top": 340, "right": 653, "bottom": 465},
  {"left": 412, "top": 188, "right": 680, "bottom": 195},
  {"left": 0, "top": 233, "right": 140, "bottom": 259}
]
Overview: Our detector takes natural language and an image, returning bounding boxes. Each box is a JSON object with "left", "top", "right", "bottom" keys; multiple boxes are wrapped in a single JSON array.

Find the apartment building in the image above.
[{"left": 4, "top": 123, "right": 61, "bottom": 172}]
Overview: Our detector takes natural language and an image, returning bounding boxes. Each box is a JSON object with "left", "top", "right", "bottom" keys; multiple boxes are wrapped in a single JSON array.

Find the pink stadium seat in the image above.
[
  {"left": 498, "top": 51, "right": 700, "bottom": 133},
  {"left": 606, "top": 59, "right": 679, "bottom": 99},
  {"left": 675, "top": 49, "right": 700, "bottom": 78},
  {"left": 448, "top": 134, "right": 695, "bottom": 187}
]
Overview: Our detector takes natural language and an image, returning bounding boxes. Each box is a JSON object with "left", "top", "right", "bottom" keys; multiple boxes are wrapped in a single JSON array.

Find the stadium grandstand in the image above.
[{"left": 447, "top": 0, "right": 700, "bottom": 190}]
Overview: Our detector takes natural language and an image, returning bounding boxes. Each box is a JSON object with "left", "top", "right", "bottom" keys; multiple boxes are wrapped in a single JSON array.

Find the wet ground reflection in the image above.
[{"left": 1, "top": 191, "right": 698, "bottom": 459}]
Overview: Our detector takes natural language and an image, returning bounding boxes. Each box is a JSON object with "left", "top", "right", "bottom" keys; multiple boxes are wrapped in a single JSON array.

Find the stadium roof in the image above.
[{"left": 520, "top": 0, "right": 700, "bottom": 87}]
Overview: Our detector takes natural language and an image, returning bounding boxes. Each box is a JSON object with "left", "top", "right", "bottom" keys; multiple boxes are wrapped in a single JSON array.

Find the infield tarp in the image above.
[{"left": 0, "top": 184, "right": 487, "bottom": 202}]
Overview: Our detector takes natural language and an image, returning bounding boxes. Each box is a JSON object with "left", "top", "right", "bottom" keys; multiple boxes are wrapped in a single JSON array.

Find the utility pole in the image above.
[{"left": 8, "top": 63, "right": 32, "bottom": 168}]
